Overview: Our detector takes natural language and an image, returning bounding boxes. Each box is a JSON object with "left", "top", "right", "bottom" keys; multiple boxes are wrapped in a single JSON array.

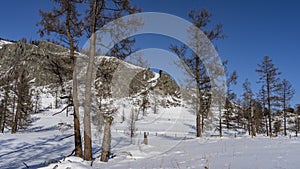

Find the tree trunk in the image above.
[
  {"left": 219, "top": 107, "right": 222, "bottom": 137},
  {"left": 283, "top": 91, "right": 287, "bottom": 136},
  {"left": 101, "top": 115, "right": 113, "bottom": 162},
  {"left": 250, "top": 95, "right": 256, "bottom": 137},
  {"left": 265, "top": 115, "right": 269, "bottom": 136},
  {"left": 0, "top": 89, "right": 8, "bottom": 133},
  {"left": 83, "top": 0, "right": 99, "bottom": 161},
  {"left": 73, "top": 59, "right": 83, "bottom": 158},
  {"left": 65, "top": 1, "right": 83, "bottom": 157},
  {"left": 196, "top": 110, "right": 201, "bottom": 137},
  {"left": 267, "top": 81, "right": 272, "bottom": 137},
  {"left": 12, "top": 97, "right": 21, "bottom": 134}
]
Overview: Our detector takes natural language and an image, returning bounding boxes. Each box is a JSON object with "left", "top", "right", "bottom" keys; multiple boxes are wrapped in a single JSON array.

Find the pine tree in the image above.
[{"left": 256, "top": 56, "right": 281, "bottom": 137}]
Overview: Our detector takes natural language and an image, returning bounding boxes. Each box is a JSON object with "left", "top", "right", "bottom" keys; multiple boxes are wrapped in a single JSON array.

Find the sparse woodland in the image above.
[{"left": 0, "top": 1, "right": 300, "bottom": 168}]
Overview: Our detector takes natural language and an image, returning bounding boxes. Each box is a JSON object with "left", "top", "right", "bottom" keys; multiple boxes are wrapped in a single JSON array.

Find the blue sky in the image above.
[{"left": 0, "top": 0, "right": 299, "bottom": 106}]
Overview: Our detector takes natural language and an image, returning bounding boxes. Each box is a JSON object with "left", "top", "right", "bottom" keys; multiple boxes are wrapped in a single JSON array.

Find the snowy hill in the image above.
[
  {"left": 1, "top": 42, "right": 300, "bottom": 169},
  {"left": 0, "top": 84, "right": 300, "bottom": 169},
  {"left": 0, "top": 39, "right": 12, "bottom": 49}
]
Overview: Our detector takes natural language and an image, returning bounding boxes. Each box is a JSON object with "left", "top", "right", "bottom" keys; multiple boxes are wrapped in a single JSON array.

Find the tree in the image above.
[
  {"left": 38, "top": 0, "right": 84, "bottom": 157},
  {"left": 295, "top": 104, "right": 300, "bottom": 137},
  {"left": 223, "top": 61, "right": 238, "bottom": 129},
  {"left": 128, "top": 107, "right": 136, "bottom": 144},
  {"left": 278, "top": 79, "right": 295, "bottom": 136},
  {"left": 170, "top": 8, "right": 224, "bottom": 137},
  {"left": 242, "top": 79, "right": 252, "bottom": 135},
  {"left": 11, "top": 69, "right": 33, "bottom": 133},
  {"left": 82, "top": 0, "right": 140, "bottom": 161},
  {"left": 256, "top": 56, "right": 281, "bottom": 137},
  {"left": 0, "top": 86, "right": 10, "bottom": 133},
  {"left": 257, "top": 85, "right": 269, "bottom": 136}
]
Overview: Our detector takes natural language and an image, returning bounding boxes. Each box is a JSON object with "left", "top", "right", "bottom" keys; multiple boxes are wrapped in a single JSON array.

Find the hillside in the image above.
[
  {"left": 0, "top": 88, "right": 300, "bottom": 169},
  {"left": 0, "top": 40, "right": 300, "bottom": 169}
]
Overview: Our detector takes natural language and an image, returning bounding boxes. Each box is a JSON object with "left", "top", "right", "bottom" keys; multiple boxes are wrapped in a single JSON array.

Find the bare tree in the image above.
[
  {"left": 99, "top": 100, "right": 117, "bottom": 162},
  {"left": 242, "top": 79, "right": 253, "bottom": 135},
  {"left": 223, "top": 61, "right": 238, "bottom": 129},
  {"left": 170, "top": 8, "right": 224, "bottom": 137},
  {"left": 295, "top": 104, "right": 300, "bottom": 137},
  {"left": 256, "top": 56, "right": 281, "bottom": 137},
  {"left": 38, "top": 0, "right": 84, "bottom": 157},
  {"left": 257, "top": 85, "right": 269, "bottom": 136},
  {"left": 82, "top": 0, "right": 140, "bottom": 160},
  {"left": 128, "top": 107, "right": 136, "bottom": 144},
  {"left": 11, "top": 70, "right": 32, "bottom": 133},
  {"left": 278, "top": 79, "right": 295, "bottom": 136}
]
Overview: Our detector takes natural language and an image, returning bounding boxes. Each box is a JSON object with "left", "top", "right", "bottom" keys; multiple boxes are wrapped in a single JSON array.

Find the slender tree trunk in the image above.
[
  {"left": 297, "top": 111, "right": 299, "bottom": 137},
  {"left": 65, "top": 0, "right": 83, "bottom": 157},
  {"left": 250, "top": 94, "right": 256, "bottom": 137},
  {"left": 265, "top": 115, "right": 269, "bottom": 136},
  {"left": 195, "top": 55, "right": 202, "bottom": 138},
  {"left": 283, "top": 91, "right": 287, "bottom": 136},
  {"left": 101, "top": 115, "right": 113, "bottom": 162},
  {"left": 267, "top": 81, "right": 272, "bottom": 137},
  {"left": 83, "top": 0, "right": 99, "bottom": 160},
  {"left": 12, "top": 96, "right": 21, "bottom": 134},
  {"left": 72, "top": 55, "right": 83, "bottom": 158},
  {"left": 0, "top": 89, "right": 8, "bottom": 133},
  {"left": 219, "top": 106, "right": 222, "bottom": 137}
]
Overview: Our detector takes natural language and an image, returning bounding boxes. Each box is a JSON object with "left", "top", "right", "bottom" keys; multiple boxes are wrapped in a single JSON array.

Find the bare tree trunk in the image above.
[
  {"left": 297, "top": 110, "right": 299, "bottom": 137},
  {"left": 267, "top": 82, "right": 272, "bottom": 137},
  {"left": 250, "top": 94, "right": 256, "bottom": 137},
  {"left": 65, "top": 0, "right": 83, "bottom": 157},
  {"left": 196, "top": 110, "right": 201, "bottom": 137},
  {"left": 83, "top": 0, "right": 98, "bottom": 160},
  {"left": 101, "top": 115, "right": 113, "bottom": 162},
  {"left": 12, "top": 96, "right": 21, "bottom": 134},
  {"left": 219, "top": 107, "right": 222, "bottom": 137},
  {"left": 72, "top": 58, "right": 83, "bottom": 158},
  {"left": 0, "top": 88, "right": 8, "bottom": 133},
  {"left": 283, "top": 91, "right": 287, "bottom": 136},
  {"left": 265, "top": 115, "right": 269, "bottom": 136}
]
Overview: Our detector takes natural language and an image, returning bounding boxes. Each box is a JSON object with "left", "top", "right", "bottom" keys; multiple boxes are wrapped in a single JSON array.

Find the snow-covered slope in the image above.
[
  {"left": 1, "top": 85, "right": 300, "bottom": 169},
  {"left": 0, "top": 40, "right": 12, "bottom": 49}
]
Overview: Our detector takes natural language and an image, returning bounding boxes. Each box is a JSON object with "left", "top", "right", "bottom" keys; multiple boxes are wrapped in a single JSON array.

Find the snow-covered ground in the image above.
[{"left": 1, "top": 89, "right": 300, "bottom": 169}]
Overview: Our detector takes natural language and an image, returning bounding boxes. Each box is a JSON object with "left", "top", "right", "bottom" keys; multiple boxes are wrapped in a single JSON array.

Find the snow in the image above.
[
  {"left": 1, "top": 85, "right": 300, "bottom": 169},
  {"left": 0, "top": 40, "right": 12, "bottom": 49}
]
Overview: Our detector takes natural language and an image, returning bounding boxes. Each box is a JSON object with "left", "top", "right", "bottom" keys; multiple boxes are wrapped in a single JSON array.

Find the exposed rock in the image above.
[{"left": 0, "top": 41, "right": 71, "bottom": 86}]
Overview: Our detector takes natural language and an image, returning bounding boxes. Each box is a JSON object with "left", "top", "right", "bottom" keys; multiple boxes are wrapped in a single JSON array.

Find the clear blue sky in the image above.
[{"left": 0, "top": 0, "right": 299, "bottom": 107}]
